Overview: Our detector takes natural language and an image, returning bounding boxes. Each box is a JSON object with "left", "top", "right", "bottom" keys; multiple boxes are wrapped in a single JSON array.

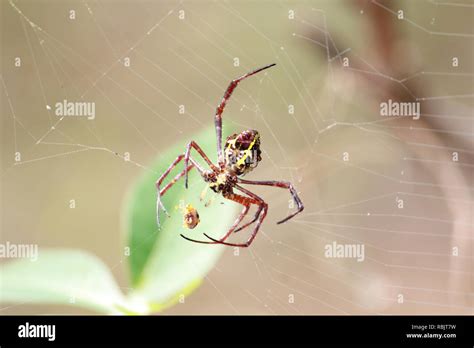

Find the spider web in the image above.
[{"left": 1, "top": 0, "right": 473, "bottom": 314}]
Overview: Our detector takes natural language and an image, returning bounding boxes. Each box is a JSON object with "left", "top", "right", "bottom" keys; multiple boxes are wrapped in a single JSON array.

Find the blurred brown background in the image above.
[{"left": 1, "top": 0, "right": 473, "bottom": 314}]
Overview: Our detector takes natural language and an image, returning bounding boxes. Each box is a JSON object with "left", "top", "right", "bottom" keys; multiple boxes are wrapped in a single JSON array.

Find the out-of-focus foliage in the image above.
[{"left": 0, "top": 126, "right": 238, "bottom": 314}]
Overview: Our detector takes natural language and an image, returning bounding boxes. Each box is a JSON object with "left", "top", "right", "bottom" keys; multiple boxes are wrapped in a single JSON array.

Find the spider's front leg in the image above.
[
  {"left": 180, "top": 203, "right": 250, "bottom": 245},
  {"left": 203, "top": 201, "right": 268, "bottom": 248},
  {"left": 181, "top": 191, "right": 266, "bottom": 247},
  {"left": 203, "top": 187, "right": 268, "bottom": 247},
  {"left": 238, "top": 178, "right": 304, "bottom": 224}
]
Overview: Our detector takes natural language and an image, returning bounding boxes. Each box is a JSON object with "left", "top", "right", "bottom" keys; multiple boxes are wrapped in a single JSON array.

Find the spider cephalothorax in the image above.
[
  {"left": 203, "top": 170, "right": 237, "bottom": 195},
  {"left": 155, "top": 63, "right": 304, "bottom": 247},
  {"left": 224, "top": 130, "right": 262, "bottom": 176}
]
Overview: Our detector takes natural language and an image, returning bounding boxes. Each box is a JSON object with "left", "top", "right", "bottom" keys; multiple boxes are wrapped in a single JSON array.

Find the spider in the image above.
[{"left": 155, "top": 63, "right": 304, "bottom": 247}]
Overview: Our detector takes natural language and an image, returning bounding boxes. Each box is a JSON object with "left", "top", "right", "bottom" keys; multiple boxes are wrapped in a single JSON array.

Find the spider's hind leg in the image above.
[{"left": 214, "top": 63, "right": 276, "bottom": 165}]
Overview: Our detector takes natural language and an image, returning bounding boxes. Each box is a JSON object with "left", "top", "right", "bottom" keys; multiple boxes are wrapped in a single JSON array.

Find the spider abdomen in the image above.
[{"left": 224, "top": 130, "right": 262, "bottom": 176}]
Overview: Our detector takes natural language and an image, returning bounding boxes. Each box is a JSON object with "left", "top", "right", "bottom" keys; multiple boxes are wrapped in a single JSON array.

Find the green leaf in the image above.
[
  {"left": 0, "top": 127, "right": 239, "bottom": 315},
  {"left": 123, "top": 126, "right": 239, "bottom": 305},
  {"left": 0, "top": 249, "right": 144, "bottom": 314}
]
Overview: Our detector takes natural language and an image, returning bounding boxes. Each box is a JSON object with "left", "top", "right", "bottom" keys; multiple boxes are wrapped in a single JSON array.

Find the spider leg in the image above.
[
  {"left": 182, "top": 191, "right": 264, "bottom": 245},
  {"left": 155, "top": 156, "right": 206, "bottom": 227},
  {"left": 203, "top": 194, "right": 254, "bottom": 243},
  {"left": 202, "top": 187, "right": 267, "bottom": 247},
  {"left": 155, "top": 155, "right": 184, "bottom": 226},
  {"left": 180, "top": 234, "right": 218, "bottom": 245},
  {"left": 231, "top": 184, "right": 266, "bottom": 234},
  {"left": 214, "top": 63, "right": 276, "bottom": 165},
  {"left": 233, "top": 205, "right": 263, "bottom": 234},
  {"left": 237, "top": 179, "right": 304, "bottom": 224},
  {"left": 203, "top": 202, "right": 268, "bottom": 248},
  {"left": 184, "top": 141, "right": 218, "bottom": 189},
  {"left": 180, "top": 203, "right": 250, "bottom": 245}
]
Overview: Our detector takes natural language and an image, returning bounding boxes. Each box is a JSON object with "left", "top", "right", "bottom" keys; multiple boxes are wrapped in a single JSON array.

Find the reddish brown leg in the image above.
[
  {"left": 155, "top": 155, "right": 206, "bottom": 227},
  {"left": 214, "top": 63, "right": 276, "bottom": 165},
  {"left": 184, "top": 141, "right": 219, "bottom": 188},
  {"left": 203, "top": 185, "right": 268, "bottom": 247},
  {"left": 180, "top": 202, "right": 250, "bottom": 245},
  {"left": 238, "top": 178, "right": 304, "bottom": 224},
  {"left": 181, "top": 191, "right": 262, "bottom": 245},
  {"left": 204, "top": 203, "right": 268, "bottom": 247},
  {"left": 231, "top": 184, "right": 265, "bottom": 233},
  {"left": 233, "top": 205, "right": 263, "bottom": 234}
]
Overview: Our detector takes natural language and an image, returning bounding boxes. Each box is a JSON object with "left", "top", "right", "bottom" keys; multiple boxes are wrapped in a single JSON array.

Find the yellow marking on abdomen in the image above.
[{"left": 236, "top": 135, "right": 258, "bottom": 166}]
